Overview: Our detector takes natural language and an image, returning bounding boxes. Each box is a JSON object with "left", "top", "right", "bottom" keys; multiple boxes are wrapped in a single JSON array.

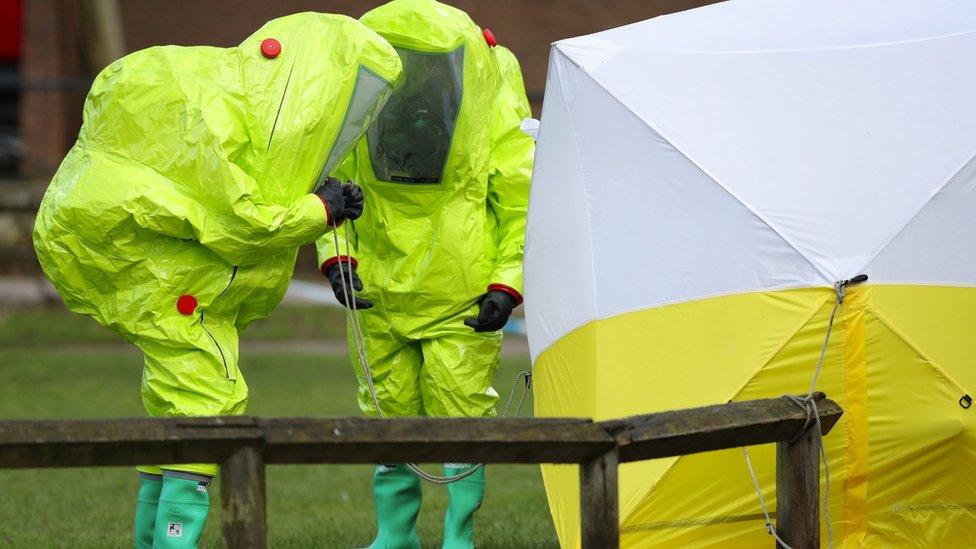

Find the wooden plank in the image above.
[
  {"left": 258, "top": 417, "right": 615, "bottom": 464},
  {"left": 221, "top": 446, "right": 267, "bottom": 549},
  {"left": 602, "top": 394, "right": 842, "bottom": 463},
  {"left": 0, "top": 416, "right": 614, "bottom": 468},
  {"left": 775, "top": 424, "right": 821, "bottom": 548},
  {"left": 580, "top": 448, "right": 619, "bottom": 549},
  {"left": 0, "top": 394, "right": 842, "bottom": 468},
  {"left": 0, "top": 417, "right": 262, "bottom": 468}
]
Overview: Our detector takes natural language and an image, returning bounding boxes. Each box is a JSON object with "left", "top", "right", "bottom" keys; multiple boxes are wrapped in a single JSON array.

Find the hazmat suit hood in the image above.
[
  {"left": 237, "top": 14, "right": 402, "bottom": 202},
  {"left": 359, "top": 0, "right": 497, "bottom": 186},
  {"left": 82, "top": 13, "right": 401, "bottom": 208}
]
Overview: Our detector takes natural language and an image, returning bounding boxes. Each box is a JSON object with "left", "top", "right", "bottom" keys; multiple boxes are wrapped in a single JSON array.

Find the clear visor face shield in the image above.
[
  {"left": 315, "top": 67, "right": 395, "bottom": 188},
  {"left": 367, "top": 46, "right": 465, "bottom": 184}
]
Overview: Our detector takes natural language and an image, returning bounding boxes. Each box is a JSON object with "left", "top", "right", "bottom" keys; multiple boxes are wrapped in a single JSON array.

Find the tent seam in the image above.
[
  {"left": 555, "top": 47, "right": 834, "bottom": 284},
  {"left": 555, "top": 53, "right": 599, "bottom": 323},
  {"left": 868, "top": 304, "right": 970, "bottom": 394},
  {"left": 616, "top": 291, "right": 831, "bottom": 530},
  {"left": 856, "top": 146, "right": 976, "bottom": 276},
  {"left": 616, "top": 457, "right": 681, "bottom": 527},
  {"left": 554, "top": 48, "right": 602, "bottom": 419},
  {"left": 723, "top": 293, "right": 833, "bottom": 403}
]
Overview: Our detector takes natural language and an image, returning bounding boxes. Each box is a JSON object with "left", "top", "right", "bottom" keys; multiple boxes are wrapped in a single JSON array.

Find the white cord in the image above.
[
  {"left": 741, "top": 446, "right": 794, "bottom": 549},
  {"left": 741, "top": 280, "right": 854, "bottom": 548}
]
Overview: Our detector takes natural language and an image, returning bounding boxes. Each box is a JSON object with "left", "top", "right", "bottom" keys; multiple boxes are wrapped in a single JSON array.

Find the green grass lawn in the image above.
[{"left": 0, "top": 306, "right": 557, "bottom": 548}]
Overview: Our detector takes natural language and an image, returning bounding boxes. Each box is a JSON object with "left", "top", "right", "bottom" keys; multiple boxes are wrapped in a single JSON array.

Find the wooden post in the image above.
[
  {"left": 221, "top": 445, "right": 267, "bottom": 549},
  {"left": 77, "top": 0, "right": 126, "bottom": 69},
  {"left": 775, "top": 424, "right": 821, "bottom": 548},
  {"left": 579, "top": 448, "right": 619, "bottom": 549}
]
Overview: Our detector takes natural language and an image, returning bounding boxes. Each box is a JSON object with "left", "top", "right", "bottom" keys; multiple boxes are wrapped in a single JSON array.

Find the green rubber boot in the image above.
[
  {"left": 442, "top": 464, "right": 485, "bottom": 549},
  {"left": 134, "top": 473, "right": 162, "bottom": 549},
  {"left": 153, "top": 470, "right": 212, "bottom": 548},
  {"left": 367, "top": 464, "right": 422, "bottom": 549}
]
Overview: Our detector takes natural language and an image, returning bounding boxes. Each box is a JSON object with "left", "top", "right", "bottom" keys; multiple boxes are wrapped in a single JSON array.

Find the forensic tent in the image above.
[{"left": 525, "top": 0, "right": 976, "bottom": 546}]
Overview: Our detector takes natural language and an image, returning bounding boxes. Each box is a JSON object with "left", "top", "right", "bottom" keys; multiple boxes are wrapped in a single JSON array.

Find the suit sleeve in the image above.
[
  {"left": 486, "top": 46, "right": 534, "bottom": 304},
  {"left": 128, "top": 159, "right": 332, "bottom": 267}
]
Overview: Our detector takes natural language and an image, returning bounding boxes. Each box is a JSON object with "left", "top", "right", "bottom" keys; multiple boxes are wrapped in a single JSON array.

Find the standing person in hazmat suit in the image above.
[
  {"left": 315, "top": 1, "right": 534, "bottom": 547},
  {"left": 33, "top": 13, "right": 402, "bottom": 548}
]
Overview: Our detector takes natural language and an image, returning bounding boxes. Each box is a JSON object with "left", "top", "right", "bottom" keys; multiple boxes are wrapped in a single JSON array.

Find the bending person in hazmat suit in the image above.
[
  {"left": 315, "top": 1, "right": 534, "bottom": 547},
  {"left": 33, "top": 13, "right": 401, "bottom": 548}
]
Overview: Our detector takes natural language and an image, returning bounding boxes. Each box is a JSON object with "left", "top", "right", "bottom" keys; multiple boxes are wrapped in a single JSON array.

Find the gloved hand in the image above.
[
  {"left": 325, "top": 262, "right": 373, "bottom": 309},
  {"left": 315, "top": 178, "right": 365, "bottom": 225},
  {"left": 341, "top": 182, "right": 365, "bottom": 220},
  {"left": 464, "top": 290, "right": 517, "bottom": 332}
]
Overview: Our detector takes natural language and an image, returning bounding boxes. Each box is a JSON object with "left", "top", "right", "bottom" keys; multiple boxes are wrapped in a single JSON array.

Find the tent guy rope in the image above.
[{"left": 741, "top": 275, "right": 866, "bottom": 548}]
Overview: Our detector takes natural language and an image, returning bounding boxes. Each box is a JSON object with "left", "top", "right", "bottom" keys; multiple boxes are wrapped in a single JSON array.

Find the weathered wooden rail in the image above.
[{"left": 0, "top": 393, "right": 841, "bottom": 548}]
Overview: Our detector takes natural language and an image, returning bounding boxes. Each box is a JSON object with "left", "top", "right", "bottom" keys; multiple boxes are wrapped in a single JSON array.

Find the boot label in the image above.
[{"left": 167, "top": 522, "right": 183, "bottom": 537}]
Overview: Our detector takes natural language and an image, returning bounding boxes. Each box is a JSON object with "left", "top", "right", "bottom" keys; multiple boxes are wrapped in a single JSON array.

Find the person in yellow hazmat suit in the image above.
[
  {"left": 32, "top": 13, "right": 402, "bottom": 548},
  {"left": 315, "top": 1, "right": 534, "bottom": 547}
]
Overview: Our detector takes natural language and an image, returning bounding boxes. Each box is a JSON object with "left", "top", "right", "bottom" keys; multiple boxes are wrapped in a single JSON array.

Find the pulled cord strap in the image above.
[
  {"left": 330, "top": 223, "right": 532, "bottom": 484},
  {"left": 742, "top": 275, "right": 865, "bottom": 548}
]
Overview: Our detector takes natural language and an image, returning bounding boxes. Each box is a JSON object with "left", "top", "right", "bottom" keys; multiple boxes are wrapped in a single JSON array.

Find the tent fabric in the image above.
[
  {"left": 527, "top": 0, "right": 976, "bottom": 359},
  {"left": 526, "top": 0, "right": 976, "bottom": 546}
]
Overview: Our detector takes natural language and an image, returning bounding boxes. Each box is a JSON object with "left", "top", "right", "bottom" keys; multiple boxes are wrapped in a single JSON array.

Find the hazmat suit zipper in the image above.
[
  {"left": 221, "top": 266, "right": 239, "bottom": 297},
  {"left": 199, "top": 312, "right": 229, "bottom": 379},
  {"left": 199, "top": 266, "right": 238, "bottom": 379}
]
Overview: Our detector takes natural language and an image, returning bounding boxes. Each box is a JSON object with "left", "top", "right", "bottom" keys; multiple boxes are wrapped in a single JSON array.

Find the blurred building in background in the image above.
[{"left": 1, "top": 0, "right": 717, "bottom": 274}]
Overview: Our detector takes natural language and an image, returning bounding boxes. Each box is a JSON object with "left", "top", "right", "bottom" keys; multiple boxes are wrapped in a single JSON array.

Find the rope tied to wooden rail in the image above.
[
  {"left": 330, "top": 223, "right": 533, "bottom": 484},
  {"left": 741, "top": 275, "right": 866, "bottom": 548},
  {"left": 741, "top": 446, "right": 794, "bottom": 548}
]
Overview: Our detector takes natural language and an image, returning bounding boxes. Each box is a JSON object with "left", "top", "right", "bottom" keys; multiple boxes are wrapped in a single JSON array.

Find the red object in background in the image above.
[{"left": 0, "top": 0, "right": 21, "bottom": 61}]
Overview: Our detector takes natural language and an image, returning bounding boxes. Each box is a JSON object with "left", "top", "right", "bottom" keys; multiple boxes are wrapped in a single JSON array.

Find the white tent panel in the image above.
[
  {"left": 557, "top": 1, "right": 976, "bottom": 282},
  {"left": 524, "top": 51, "right": 598, "bottom": 358},
  {"left": 868, "top": 151, "right": 976, "bottom": 284},
  {"left": 563, "top": 0, "right": 976, "bottom": 54},
  {"left": 525, "top": 51, "right": 824, "bottom": 360}
]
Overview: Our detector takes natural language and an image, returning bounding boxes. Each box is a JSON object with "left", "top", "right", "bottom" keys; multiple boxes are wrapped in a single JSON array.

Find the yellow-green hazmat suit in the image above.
[
  {"left": 315, "top": 3, "right": 532, "bottom": 546},
  {"left": 33, "top": 13, "right": 402, "bottom": 476},
  {"left": 316, "top": 0, "right": 534, "bottom": 421},
  {"left": 317, "top": 0, "right": 534, "bottom": 549}
]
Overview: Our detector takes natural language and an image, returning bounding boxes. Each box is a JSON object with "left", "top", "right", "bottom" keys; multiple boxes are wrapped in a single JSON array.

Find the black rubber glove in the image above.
[
  {"left": 464, "top": 290, "right": 517, "bottom": 332},
  {"left": 341, "top": 182, "right": 365, "bottom": 221},
  {"left": 315, "top": 177, "right": 344, "bottom": 225},
  {"left": 326, "top": 262, "right": 373, "bottom": 309},
  {"left": 315, "top": 178, "right": 365, "bottom": 225}
]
